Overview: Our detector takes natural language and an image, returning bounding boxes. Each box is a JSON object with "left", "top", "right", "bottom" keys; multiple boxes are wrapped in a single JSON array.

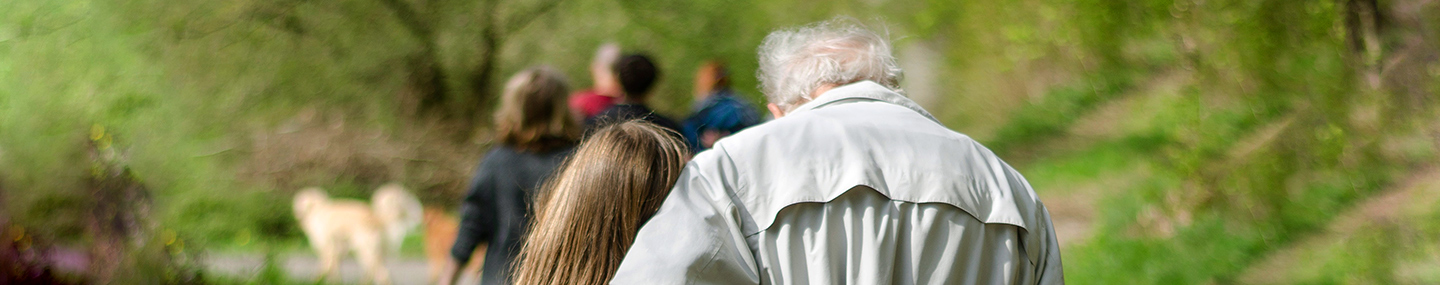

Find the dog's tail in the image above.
[{"left": 372, "top": 182, "right": 424, "bottom": 253}]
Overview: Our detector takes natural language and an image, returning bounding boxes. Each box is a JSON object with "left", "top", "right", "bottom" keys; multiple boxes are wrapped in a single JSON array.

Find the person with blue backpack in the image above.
[{"left": 682, "top": 60, "right": 763, "bottom": 151}]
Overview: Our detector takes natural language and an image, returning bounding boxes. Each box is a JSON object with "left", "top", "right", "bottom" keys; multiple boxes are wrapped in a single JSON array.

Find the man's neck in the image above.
[
  {"left": 770, "top": 83, "right": 840, "bottom": 118},
  {"left": 810, "top": 84, "right": 838, "bottom": 99}
]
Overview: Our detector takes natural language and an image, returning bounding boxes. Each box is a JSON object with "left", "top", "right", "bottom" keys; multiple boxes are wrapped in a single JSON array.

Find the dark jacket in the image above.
[
  {"left": 584, "top": 103, "right": 682, "bottom": 135},
  {"left": 451, "top": 144, "right": 574, "bottom": 285}
]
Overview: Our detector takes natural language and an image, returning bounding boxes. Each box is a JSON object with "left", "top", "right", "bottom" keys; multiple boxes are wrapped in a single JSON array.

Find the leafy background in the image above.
[{"left": 2, "top": 0, "right": 1438, "bottom": 283}]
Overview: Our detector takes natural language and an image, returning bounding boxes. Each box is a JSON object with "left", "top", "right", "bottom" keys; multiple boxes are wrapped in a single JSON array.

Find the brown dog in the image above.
[{"left": 423, "top": 207, "right": 484, "bottom": 284}]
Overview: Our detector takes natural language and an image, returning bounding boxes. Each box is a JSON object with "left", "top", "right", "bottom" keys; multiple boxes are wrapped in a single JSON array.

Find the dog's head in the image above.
[
  {"left": 373, "top": 183, "right": 424, "bottom": 253},
  {"left": 373, "top": 183, "right": 423, "bottom": 229},
  {"left": 292, "top": 187, "right": 330, "bottom": 220}
]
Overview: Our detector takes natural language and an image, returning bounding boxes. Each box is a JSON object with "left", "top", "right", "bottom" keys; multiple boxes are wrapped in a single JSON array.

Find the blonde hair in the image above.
[
  {"left": 494, "top": 67, "right": 580, "bottom": 152},
  {"left": 511, "top": 120, "right": 690, "bottom": 285}
]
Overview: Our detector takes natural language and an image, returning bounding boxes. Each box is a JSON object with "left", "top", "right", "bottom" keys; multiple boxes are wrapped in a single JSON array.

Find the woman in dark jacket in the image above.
[{"left": 442, "top": 67, "right": 578, "bottom": 285}]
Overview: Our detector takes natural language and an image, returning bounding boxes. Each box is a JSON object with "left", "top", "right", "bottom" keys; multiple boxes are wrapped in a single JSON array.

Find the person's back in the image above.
[
  {"left": 456, "top": 145, "right": 571, "bottom": 285},
  {"left": 590, "top": 104, "right": 681, "bottom": 134},
  {"left": 612, "top": 19, "right": 1062, "bottom": 285},
  {"left": 585, "top": 53, "right": 682, "bottom": 134},
  {"left": 446, "top": 67, "right": 579, "bottom": 285},
  {"left": 613, "top": 81, "right": 1060, "bottom": 284},
  {"left": 683, "top": 61, "right": 762, "bottom": 150}
]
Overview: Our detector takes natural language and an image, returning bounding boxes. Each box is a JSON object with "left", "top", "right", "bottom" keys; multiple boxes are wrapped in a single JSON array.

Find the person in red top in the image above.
[{"left": 568, "top": 43, "right": 623, "bottom": 121}]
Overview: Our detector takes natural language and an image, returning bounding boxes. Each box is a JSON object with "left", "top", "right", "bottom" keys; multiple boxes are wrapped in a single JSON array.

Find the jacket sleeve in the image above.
[
  {"left": 451, "top": 156, "right": 500, "bottom": 264},
  {"left": 1005, "top": 164, "right": 1064, "bottom": 285},
  {"left": 611, "top": 157, "right": 759, "bottom": 285},
  {"left": 1030, "top": 203, "right": 1065, "bottom": 285}
]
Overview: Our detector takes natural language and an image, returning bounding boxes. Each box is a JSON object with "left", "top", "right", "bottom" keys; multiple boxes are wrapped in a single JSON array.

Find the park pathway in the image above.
[
  {"left": 1236, "top": 166, "right": 1440, "bottom": 284},
  {"left": 206, "top": 253, "right": 437, "bottom": 285}
]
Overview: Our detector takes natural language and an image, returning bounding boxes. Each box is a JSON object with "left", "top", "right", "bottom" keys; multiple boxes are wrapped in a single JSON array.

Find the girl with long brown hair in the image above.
[{"left": 511, "top": 120, "right": 690, "bottom": 285}]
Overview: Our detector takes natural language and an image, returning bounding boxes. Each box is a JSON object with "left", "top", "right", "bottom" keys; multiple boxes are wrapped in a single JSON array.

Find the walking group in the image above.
[{"left": 318, "top": 18, "right": 1065, "bottom": 285}]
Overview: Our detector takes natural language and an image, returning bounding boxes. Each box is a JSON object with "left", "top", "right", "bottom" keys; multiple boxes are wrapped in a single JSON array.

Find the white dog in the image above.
[{"left": 293, "top": 183, "right": 423, "bottom": 285}]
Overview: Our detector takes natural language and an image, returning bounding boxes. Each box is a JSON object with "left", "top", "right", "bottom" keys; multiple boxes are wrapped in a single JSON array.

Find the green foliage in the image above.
[
  {"left": 987, "top": 72, "right": 1134, "bottom": 153},
  {"left": 1019, "top": 133, "right": 1166, "bottom": 195},
  {"left": 1, "top": 0, "right": 1435, "bottom": 283},
  {"left": 1009, "top": 0, "right": 1434, "bottom": 283},
  {"left": 1065, "top": 168, "right": 1393, "bottom": 284},
  {"left": 1309, "top": 223, "right": 1401, "bottom": 284}
]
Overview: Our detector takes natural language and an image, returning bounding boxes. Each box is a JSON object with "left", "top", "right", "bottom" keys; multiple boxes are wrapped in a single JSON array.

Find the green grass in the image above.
[
  {"left": 3, "top": 0, "right": 1436, "bottom": 283},
  {"left": 1013, "top": 55, "right": 1421, "bottom": 283},
  {"left": 1252, "top": 179, "right": 1440, "bottom": 284},
  {"left": 1062, "top": 168, "right": 1395, "bottom": 284},
  {"left": 1019, "top": 134, "right": 1166, "bottom": 195},
  {"left": 987, "top": 72, "right": 1135, "bottom": 154},
  {"left": 1044, "top": 91, "right": 1411, "bottom": 283}
]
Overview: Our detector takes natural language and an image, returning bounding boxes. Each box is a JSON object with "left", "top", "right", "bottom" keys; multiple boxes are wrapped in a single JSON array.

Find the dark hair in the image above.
[
  {"left": 613, "top": 54, "right": 660, "bottom": 100},
  {"left": 512, "top": 120, "right": 690, "bottom": 285}
]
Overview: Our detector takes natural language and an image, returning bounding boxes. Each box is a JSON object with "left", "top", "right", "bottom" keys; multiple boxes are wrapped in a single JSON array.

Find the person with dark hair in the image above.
[
  {"left": 440, "top": 67, "right": 578, "bottom": 285},
  {"left": 682, "top": 60, "right": 763, "bottom": 151},
  {"left": 585, "top": 53, "right": 682, "bottom": 134}
]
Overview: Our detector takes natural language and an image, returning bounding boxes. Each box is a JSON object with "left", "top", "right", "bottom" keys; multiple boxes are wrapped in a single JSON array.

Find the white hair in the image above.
[
  {"left": 591, "top": 42, "right": 622, "bottom": 72},
  {"left": 757, "top": 18, "right": 904, "bottom": 110}
]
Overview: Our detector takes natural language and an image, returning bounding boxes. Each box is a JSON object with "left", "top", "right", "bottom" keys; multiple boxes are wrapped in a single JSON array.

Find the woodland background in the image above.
[{"left": 2, "top": 0, "right": 1439, "bottom": 283}]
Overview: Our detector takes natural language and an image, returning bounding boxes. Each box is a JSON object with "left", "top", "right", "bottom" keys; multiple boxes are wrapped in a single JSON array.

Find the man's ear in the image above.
[{"left": 767, "top": 103, "right": 786, "bottom": 119}]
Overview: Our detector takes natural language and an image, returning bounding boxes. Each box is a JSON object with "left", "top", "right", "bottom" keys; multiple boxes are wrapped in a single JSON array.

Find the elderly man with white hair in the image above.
[{"left": 612, "top": 18, "right": 1064, "bottom": 284}]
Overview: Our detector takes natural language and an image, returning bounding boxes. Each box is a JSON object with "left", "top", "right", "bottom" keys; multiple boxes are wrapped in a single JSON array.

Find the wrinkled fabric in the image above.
[
  {"left": 758, "top": 188, "right": 1025, "bottom": 284},
  {"left": 612, "top": 81, "right": 1063, "bottom": 285}
]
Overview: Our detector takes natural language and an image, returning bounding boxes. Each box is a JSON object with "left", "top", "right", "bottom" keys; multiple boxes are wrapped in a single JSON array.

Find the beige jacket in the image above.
[{"left": 612, "top": 81, "right": 1064, "bottom": 285}]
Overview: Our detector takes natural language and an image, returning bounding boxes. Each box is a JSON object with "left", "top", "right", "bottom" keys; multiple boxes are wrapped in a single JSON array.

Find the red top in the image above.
[{"left": 568, "top": 89, "right": 618, "bottom": 120}]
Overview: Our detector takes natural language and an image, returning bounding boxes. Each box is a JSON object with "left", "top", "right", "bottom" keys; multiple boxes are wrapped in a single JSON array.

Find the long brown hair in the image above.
[
  {"left": 494, "top": 66, "right": 580, "bottom": 152},
  {"left": 511, "top": 120, "right": 690, "bottom": 285}
]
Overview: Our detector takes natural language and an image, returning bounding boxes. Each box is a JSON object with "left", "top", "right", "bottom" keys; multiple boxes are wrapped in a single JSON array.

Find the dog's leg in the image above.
[
  {"left": 317, "top": 237, "right": 341, "bottom": 283},
  {"left": 369, "top": 260, "right": 392, "bottom": 285},
  {"left": 354, "top": 232, "right": 391, "bottom": 285}
]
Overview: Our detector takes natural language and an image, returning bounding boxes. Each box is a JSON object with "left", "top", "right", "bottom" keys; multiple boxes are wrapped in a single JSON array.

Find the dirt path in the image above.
[
  {"left": 206, "top": 253, "right": 445, "bottom": 285},
  {"left": 1040, "top": 192, "right": 1099, "bottom": 246},
  {"left": 1029, "top": 69, "right": 1189, "bottom": 247},
  {"left": 1236, "top": 166, "right": 1440, "bottom": 284},
  {"left": 895, "top": 36, "right": 1111, "bottom": 247}
]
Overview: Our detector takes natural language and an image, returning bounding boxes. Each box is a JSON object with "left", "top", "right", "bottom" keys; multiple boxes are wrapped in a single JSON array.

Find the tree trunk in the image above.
[
  {"left": 469, "top": 30, "right": 501, "bottom": 124},
  {"left": 1344, "top": 0, "right": 1384, "bottom": 89},
  {"left": 407, "top": 46, "right": 450, "bottom": 119}
]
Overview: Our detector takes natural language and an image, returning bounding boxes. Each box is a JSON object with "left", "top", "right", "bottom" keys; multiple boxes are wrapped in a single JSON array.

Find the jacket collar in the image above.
[{"left": 787, "top": 81, "right": 938, "bottom": 123}]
